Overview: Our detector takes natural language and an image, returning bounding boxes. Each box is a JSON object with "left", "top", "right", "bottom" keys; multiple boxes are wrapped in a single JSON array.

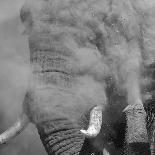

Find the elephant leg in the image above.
[
  {"left": 121, "top": 69, "right": 150, "bottom": 153},
  {"left": 120, "top": 49, "right": 150, "bottom": 154},
  {"left": 124, "top": 104, "right": 151, "bottom": 155}
]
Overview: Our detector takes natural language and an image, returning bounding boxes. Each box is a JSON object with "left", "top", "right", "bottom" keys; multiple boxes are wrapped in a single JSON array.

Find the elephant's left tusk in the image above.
[
  {"left": 103, "top": 148, "right": 110, "bottom": 155},
  {"left": 80, "top": 105, "right": 103, "bottom": 138},
  {"left": 0, "top": 113, "right": 29, "bottom": 144}
]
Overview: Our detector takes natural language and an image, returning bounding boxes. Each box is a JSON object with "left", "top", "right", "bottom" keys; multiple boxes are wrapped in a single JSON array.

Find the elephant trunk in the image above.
[
  {"left": 36, "top": 119, "right": 85, "bottom": 155},
  {"left": 36, "top": 105, "right": 103, "bottom": 155}
]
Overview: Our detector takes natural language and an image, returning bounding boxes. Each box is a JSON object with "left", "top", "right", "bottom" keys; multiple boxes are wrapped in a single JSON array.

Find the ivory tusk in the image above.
[
  {"left": 103, "top": 148, "right": 110, "bottom": 155},
  {"left": 0, "top": 113, "right": 29, "bottom": 144},
  {"left": 80, "top": 105, "right": 103, "bottom": 138}
]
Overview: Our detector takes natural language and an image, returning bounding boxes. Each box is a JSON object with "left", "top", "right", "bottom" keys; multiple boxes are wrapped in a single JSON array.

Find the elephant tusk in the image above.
[
  {"left": 0, "top": 113, "right": 29, "bottom": 144},
  {"left": 80, "top": 105, "right": 103, "bottom": 138},
  {"left": 103, "top": 148, "right": 110, "bottom": 155}
]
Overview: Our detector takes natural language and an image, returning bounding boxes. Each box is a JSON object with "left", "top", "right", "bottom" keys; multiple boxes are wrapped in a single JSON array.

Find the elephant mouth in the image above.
[{"left": 0, "top": 105, "right": 103, "bottom": 144}]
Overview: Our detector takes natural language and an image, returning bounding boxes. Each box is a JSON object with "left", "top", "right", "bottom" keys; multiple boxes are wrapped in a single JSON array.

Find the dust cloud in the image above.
[{"left": 0, "top": 0, "right": 46, "bottom": 154}]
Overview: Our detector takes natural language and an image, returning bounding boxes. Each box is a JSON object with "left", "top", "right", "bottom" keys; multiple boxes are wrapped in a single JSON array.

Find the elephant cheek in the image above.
[{"left": 36, "top": 119, "right": 85, "bottom": 155}]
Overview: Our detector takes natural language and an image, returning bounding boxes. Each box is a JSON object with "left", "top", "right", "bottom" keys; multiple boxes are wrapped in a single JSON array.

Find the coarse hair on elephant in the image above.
[{"left": 0, "top": 0, "right": 155, "bottom": 154}]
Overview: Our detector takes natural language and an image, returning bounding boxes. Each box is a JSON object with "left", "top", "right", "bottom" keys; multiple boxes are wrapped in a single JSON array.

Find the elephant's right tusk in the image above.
[
  {"left": 80, "top": 105, "right": 103, "bottom": 138},
  {"left": 0, "top": 113, "right": 29, "bottom": 144}
]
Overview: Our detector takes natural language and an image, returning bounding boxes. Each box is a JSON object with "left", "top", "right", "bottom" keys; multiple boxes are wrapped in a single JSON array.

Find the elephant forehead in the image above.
[{"left": 28, "top": 32, "right": 104, "bottom": 75}]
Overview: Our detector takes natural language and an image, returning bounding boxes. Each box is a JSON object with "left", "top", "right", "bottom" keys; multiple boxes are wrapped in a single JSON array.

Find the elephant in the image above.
[{"left": 0, "top": 0, "right": 155, "bottom": 154}]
